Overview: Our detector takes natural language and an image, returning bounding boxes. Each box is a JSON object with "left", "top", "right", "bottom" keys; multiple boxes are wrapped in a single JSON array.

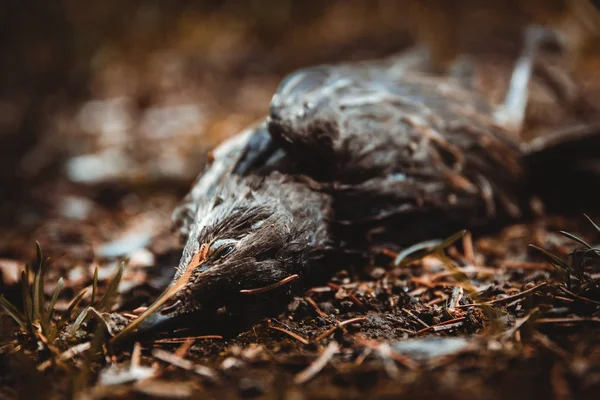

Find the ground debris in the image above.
[
  {"left": 390, "top": 337, "right": 471, "bottom": 361},
  {"left": 2, "top": 3, "right": 600, "bottom": 396},
  {"left": 294, "top": 341, "right": 340, "bottom": 384}
]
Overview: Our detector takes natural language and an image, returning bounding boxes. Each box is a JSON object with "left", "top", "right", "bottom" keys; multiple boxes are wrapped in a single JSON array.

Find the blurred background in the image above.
[{"left": 1, "top": 0, "right": 600, "bottom": 267}]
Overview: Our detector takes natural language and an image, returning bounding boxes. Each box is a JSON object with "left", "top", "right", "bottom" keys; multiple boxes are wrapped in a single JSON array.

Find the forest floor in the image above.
[
  {"left": 1, "top": 197, "right": 600, "bottom": 399},
  {"left": 1, "top": 2, "right": 600, "bottom": 399}
]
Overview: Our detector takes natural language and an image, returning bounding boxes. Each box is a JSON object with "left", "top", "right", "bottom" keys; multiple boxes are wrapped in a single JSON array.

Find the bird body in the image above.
[
  {"left": 112, "top": 41, "right": 600, "bottom": 342},
  {"left": 174, "top": 56, "right": 526, "bottom": 259}
]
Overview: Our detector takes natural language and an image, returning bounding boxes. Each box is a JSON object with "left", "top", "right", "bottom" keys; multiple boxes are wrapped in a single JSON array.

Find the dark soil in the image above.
[{"left": 1, "top": 2, "right": 600, "bottom": 399}]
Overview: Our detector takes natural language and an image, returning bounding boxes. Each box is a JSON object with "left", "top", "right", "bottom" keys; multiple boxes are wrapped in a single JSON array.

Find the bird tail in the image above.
[{"left": 522, "top": 121, "right": 600, "bottom": 212}]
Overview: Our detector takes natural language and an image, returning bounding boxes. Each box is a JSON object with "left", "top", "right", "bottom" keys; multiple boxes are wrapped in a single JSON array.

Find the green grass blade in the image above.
[
  {"left": 558, "top": 231, "right": 592, "bottom": 249},
  {"left": 529, "top": 244, "right": 570, "bottom": 271},
  {"left": 35, "top": 241, "right": 43, "bottom": 271},
  {"left": 39, "top": 257, "right": 50, "bottom": 321},
  {"left": 33, "top": 260, "right": 43, "bottom": 323},
  {"left": 434, "top": 251, "right": 478, "bottom": 294},
  {"left": 91, "top": 266, "right": 98, "bottom": 306},
  {"left": 394, "top": 239, "right": 441, "bottom": 266},
  {"left": 584, "top": 214, "right": 600, "bottom": 233},
  {"left": 436, "top": 229, "right": 468, "bottom": 250},
  {"left": 44, "top": 277, "right": 64, "bottom": 329},
  {"left": 393, "top": 229, "right": 467, "bottom": 267},
  {"left": 70, "top": 307, "right": 90, "bottom": 336},
  {"left": 55, "top": 287, "right": 88, "bottom": 333},
  {"left": 580, "top": 248, "right": 600, "bottom": 261},
  {"left": 88, "top": 308, "right": 111, "bottom": 334},
  {"left": 66, "top": 287, "right": 89, "bottom": 319},
  {"left": 21, "top": 269, "right": 33, "bottom": 324},
  {"left": 75, "top": 320, "right": 106, "bottom": 391},
  {"left": 97, "top": 262, "right": 125, "bottom": 312},
  {"left": 0, "top": 296, "right": 27, "bottom": 330}
]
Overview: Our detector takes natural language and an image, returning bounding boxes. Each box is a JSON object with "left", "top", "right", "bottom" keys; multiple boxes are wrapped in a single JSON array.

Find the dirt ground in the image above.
[{"left": 1, "top": 2, "right": 600, "bottom": 399}]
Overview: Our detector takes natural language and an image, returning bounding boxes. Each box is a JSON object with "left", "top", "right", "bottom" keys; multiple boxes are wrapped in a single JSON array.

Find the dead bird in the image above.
[{"left": 111, "top": 27, "right": 600, "bottom": 344}]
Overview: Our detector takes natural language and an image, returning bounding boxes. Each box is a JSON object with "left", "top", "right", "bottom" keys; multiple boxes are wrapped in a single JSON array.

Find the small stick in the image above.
[
  {"left": 314, "top": 317, "right": 367, "bottom": 342},
  {"left": 408, "top": 287, "right": 428, "bottom": 297},
  {"left": 449, "top": 286, "right": 464, "bottom": 310},
  {"left": 553, "top": 296, "right": 575, "bottom": 304},
  {"left": 403, "top": 309, "right": 430, "bottom": 329},
  {"left": 417, "top": 317, "right": 466, "bottom": 334},
  {"left": 502, "top": 308, "right": 538, "bottom": 341},
  {"left": 306, "top": 286, "right": 333, "bottom": 294},
  {"left": 306, "top": 297, "right": 328, "bottom": 318},
  {"left": 153, "top": 335, "right": 223, "bottom": 344},
  {"left": 430, "top": 321, "right": 464, "bottom": 332},
  {"left": 131, "top": 342, "right": 142, "bottom": 367},
  {"left": 354, "top": 348, "right": 373, "bottom": 366},
  {"left": 462, "top": 231, "right": 475, "bottom": 263},
  {"left": 534, "top": 317, "right": 600, "bottom": 324},
  {"left": 269, "top": 326, "right": 310, "bottom": 345},
  {"left": 410, "top": 277, "right": 434, "bottom": 288},
  {"left": 500, "top": 261, "right": 554, "bottom": 271},
  {"left": 532, "top": 331, "right": 569, "bottom": 358},
  {"left": 152, "top": 349, "right": 219, "bottom": 382},
  {"left": 476, "top": 240, "right": 505, "bottom": 258},
  {"left": 326, "top": 282, "right": 364, "bottom": 307},
  {"left": 430, "top": 266, "right": 499, "bottom": 282},
  {"left": 456, "top": 282, "right": 548, "bottom": 309},
  {"left": 426, "top": 296, "right": 447, "bottom": 307},
  {"left": 240, "top": 274, "right": 299, "bottom": 294},
  {"left": 381, "top": 248, "right": 399, "bottom": 259},
  {"left": 560, "top": 287, "right": 600, "bottom": 306},
  {"left": 175, "top": 338, "right": 195, "bottom": 358},
  {"left": 551, "top": 362, "right": 572, "bottom": 400},
  {"left": 377, "top": 342, "right": 401, "bottom": 379},
  {"left": 153, "top": 348, "right": 197, "bottom": 369},
  {"left": 37, "top": 342, "right": 91, "bottom": 371},
  {"left": 133, "top": 306, "right": 148, "bottom": 314},
  {"left": 294, "top": 341, "right": 339, "bottom": 384},
  {"left": 356, "top": 337, "right": 418, "bottom": 370},
  {"left": 347, "top": 294, "right": 364, "bottom": 307}
]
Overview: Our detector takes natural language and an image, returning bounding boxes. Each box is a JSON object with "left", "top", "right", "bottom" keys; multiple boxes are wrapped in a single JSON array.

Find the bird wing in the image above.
[
  {"left": 172, "top": 124, "right": 261, "bottom": 239},
  {"left": 171, "top": 121, "right": 309, "bottom": 241},
  {"left": 267, "top": 61, "right": 525, "bottom": 242},
  {"left": 176, "top": 53, "right": 526, "bottom": 245}
]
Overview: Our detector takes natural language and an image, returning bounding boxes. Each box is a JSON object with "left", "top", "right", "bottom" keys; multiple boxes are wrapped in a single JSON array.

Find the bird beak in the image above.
[{"left": 110, "top": 244, "right": 209, "bottom": 346}]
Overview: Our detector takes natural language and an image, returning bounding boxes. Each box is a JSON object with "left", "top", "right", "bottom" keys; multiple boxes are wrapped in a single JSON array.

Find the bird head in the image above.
[{"left": 112, "top": 174, "right": 332, "bottom": 344}]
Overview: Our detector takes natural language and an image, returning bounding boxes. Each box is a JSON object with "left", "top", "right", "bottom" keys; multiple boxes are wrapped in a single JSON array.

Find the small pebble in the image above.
[
  {"left": 129, "top": 248, "right": 155, "bottom": 268},
  {"left": 221, "top": 357, "right": 245, "bottom": 371},
  {"left": 96, "top": 232, "right": 152, "bottom": 258},
  {"left": 59, "top": 196, "right": 94, "bottom": 220}
]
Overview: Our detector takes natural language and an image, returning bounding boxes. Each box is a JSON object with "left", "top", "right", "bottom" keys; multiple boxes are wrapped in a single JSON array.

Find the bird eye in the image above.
[{"left": 208, "top": 239, "right": 236, "bottom": 261}]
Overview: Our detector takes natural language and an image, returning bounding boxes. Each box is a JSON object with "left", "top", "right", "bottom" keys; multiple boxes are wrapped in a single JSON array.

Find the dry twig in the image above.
[
  {"left": 269, "top": 326, "right": 310, "bottom": 345},
  {"left": 37, "top": 341, "right": 91, "bottom": 371},
  {"left": 153, "top": 335, "right": 223, "bottom": 344},
  {"left": 152, "top": 348, "right": 218, "bottom": 382},
  {"left": 462, "top": 231, "right": 475, "bottom": 263},
  {"left": 294, "top": 341, "right": 339, "bottom": 384},
  {"left": 417, "top": 317, "right": 466, "bottom": 334},
  {"left": 534, "top": 317, "right": 600, "bottom": 324},
  {"left": 559, "top": 287, "right": 600, "bottom": 306},
  {"left": 314, "top": 317, "right": 367, "bottom": 341},
  {"left": 457, "top": 282, "right": 548, "bottom": 308},
  {"left": 240, "top": 274, "right": 299, "bottom": 294},
  {"left": 500, "top": 261, "right": 554, "bottom": 271},
  {"left": 306, "top": 296, "right": 328, "bottom": 318},
  {"left": 501, "top": 308, "right": 538, "bottom": 340},
  {"left": 327, "top": 282, "right": 364, "bottom": 307}
]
